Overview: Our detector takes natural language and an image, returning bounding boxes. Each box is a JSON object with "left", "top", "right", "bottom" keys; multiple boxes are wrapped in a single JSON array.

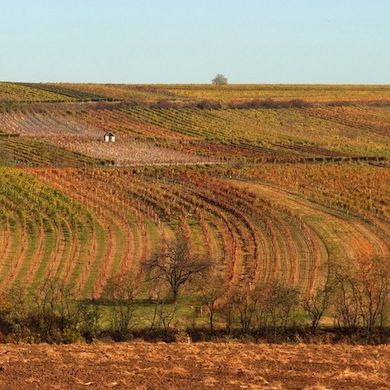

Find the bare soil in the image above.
[{"left": 0, "top": 342, "right": 389, "bottom": 389}]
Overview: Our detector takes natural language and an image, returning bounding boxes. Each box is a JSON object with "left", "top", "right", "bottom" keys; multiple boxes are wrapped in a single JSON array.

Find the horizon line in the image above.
[{"left": 2, "top": 81, "right": 390, "bottom": 86}]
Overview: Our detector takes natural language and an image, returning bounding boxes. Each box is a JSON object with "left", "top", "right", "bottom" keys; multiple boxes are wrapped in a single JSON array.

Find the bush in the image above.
[
  {"left": 102, "top": 273, "right": 140, "bottom": 340},
  {"left": 196, "top": 100, "right": 222, "bottom": 109}
]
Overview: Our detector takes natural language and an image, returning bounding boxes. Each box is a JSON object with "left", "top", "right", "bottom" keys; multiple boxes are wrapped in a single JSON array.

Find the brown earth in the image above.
[{"left": 0, "top": 342, "right": 389, "bottom": 389}]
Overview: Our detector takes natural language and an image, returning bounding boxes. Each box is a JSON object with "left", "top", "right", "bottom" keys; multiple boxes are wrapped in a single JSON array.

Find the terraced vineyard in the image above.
[
  {"left": 1, "top": 102, "right": 388, "bottom": 165},
  {"left": 39, "top": 83, "right": 390, "bottom": 104},
  {"left": 0, "top": 135, "right": 105, "bottom": 167},
  {"left": 19, "top": 83, "right": 107, "bottom": 102},
  {"left": 0, "top": 165, "right": 386, "bottom": 300},
  {"left": 52, "top": 83, "right": 176, "bottom": 103},
  {"left": 163, "top": 84, "right": 390, "bottom": 103},
  {"left": 4, "top": 82, "right": 390, "bottom": 105},
  {"left": 0, "top": 84, "right": 388, "bottom": 308},
  {"left": 0, "top": 82, "right": 75, "bottom": 103}
]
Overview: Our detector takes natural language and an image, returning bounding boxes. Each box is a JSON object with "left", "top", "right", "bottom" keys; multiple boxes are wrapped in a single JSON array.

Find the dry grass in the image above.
[{"left": 0, "top": 343, "right": 389, "bottom": 389}]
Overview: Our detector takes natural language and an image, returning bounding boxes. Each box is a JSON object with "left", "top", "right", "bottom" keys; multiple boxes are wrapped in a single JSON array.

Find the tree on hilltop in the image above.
[{"left": 212, "top": 74, "right": 228, "bottom": 85}]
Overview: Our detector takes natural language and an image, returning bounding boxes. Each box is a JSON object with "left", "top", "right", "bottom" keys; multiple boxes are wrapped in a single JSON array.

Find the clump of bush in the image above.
[
  {"left": 0, "top": 280, "right": 104, "bottom": 343},
  {"left": 227, "top": 98, "right": 313, "bottom": 109},
  {"left": 0, "top": 254, "right": 389, "bottom": 345}
]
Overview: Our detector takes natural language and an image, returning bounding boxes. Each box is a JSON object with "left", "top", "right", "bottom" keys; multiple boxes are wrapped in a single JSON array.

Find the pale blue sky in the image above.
[{"left": 0, "top": 0, "right": 389, "bottom": 83}]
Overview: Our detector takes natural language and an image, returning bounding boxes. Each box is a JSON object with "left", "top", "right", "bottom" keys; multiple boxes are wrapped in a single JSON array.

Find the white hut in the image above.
[{"left": 104, "top": 132, "right": 116, "bottom": 142}]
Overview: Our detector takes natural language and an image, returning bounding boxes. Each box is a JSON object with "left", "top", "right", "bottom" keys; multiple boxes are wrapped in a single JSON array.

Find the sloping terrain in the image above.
[
  {"left": 0, "top": 164, "right": 386, "bottom": 300},
  {"left": 0, "top": 83, "right": 388, "bottom": 316}
]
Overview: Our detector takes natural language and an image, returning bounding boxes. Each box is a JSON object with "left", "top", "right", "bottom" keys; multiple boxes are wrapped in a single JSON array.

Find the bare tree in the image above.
[
  {"left": 351, "top": 257, "right": 390, "bottom": 336},
  {"left": 144, "top": 231, "right": 212, "bottom": 302},
  {"left": 332, "top": 256, "right": 390, "bottom": 338},
  {"left": 219, "top": 299, "right": 235, "bottom": 334},
  {"left": 303, "top": 283, "right": 333, "bottom": 333},
  {"left": 77, "top": 299, "right": 102, "bottom": 342},
  {"left": 149, "top": 299, "right": 178, "bottom": 333},
  {"left": 102, "top": 272, "right": 140, "bottom": 338},
  {"left": 200, "top": 274, "right": 225, "bottom": 332},
  {"left": 264, "top": 281, "right": 300, "bottom": 332},
  {"left": 231, "top": 287, "right": 260, "bottom": 333},
  {"left": 333, "top": 266, "right": 359, "bottom": 329},
  {"left": 212, "top": 74, "right": 228, "bottom": 85},
  {"left": 31, "top": 278, "right": 78, "bottom": 341}
]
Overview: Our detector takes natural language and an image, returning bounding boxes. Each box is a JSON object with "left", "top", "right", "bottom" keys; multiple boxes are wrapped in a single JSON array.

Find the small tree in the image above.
[
  {"left": 144, "top": 230, "right": 212, "bottom": 302},
  {"left": 149, "top": 299, "right": 178, "bottom": 333},
  {"left": 333, "top": 266, "right": 359, "bottom": 329},
  {"left": 303, "top": 283, "right": 332, "bottom": 333},
  {"left": 30, "top": 278, "right": 79, "bottom": 343},
  {"left": 303, "top": 262, "right": 333, "bottom": 333},
  {"left": 212, "top": 74, "right": 228, "bottom": 85},
  {"left": 103, "top": 273, "right": 140, "bottom": 339},
  {"left": 5, "top": 286, "right": 32, "bottom": 342},
  {"left": 231, "top": 287, "right": 260, "bottom": 334},
  {"left": 333, "top": 257, "right": 390, "bottom": 338},
  {"left": 200, "top": 274, "right": 225, "bottom": 332},
  {"left": 354, "top": 256, "right": 390, "bottom": 335},
  {"left": 264, "top": 281, "right": 300, "bottom": 334},
  {"left": 77, "top": 299, "right": 102, "bottom": 342}
]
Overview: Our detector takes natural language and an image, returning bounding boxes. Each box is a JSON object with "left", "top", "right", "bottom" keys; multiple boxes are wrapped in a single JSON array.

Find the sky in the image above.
[{"left": 0, "top": 0, "right": 389, "bottom": 83}]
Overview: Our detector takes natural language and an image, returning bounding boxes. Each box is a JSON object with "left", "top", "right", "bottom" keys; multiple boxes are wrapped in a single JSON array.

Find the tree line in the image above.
[{"left": 0, "top": 230, "right": 389, "bottom": 344}]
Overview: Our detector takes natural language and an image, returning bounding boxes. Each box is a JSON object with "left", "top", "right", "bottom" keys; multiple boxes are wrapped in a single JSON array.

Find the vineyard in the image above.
[
  {"left": 39, "top": 83, "right": 390, "bottom": 104},
  {"left": 0, "top": 101, "right": 389, "bottom": 166},
  {"left": 0, "top": 165, "right": 386, "bottom": 301},
  {"left": 0, "top": 82, "right": 75, "bottom": 103},
  {"left": 0, "top": 135, "right": 104, "bottom": 167},
  {"left": 0, "top": 84, "right": 388, "bottom": 313},
  {"left": 3, "top": 82, "right": 390, "bottom": 105}
]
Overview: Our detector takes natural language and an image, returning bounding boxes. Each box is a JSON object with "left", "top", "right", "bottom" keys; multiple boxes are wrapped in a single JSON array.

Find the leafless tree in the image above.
[
  {"left": 231, "top": 287, "right": 260, "bottom": 333},
  {"left": 303, "top": 283, "right": 333, "bottom": 333},
  {"left": 264, "top": 281, "right": 300, "bottom": 331},
  {"left": 77, "top": 299, "right": 102, "bottom": 342},
  {"left": 333, "top": 266, "right": 359, "bottom": 329},
  {"left": 102, "top": 272, "right": 140, "bottom": 337},
  {"left": 355, "top": 256, "right": 390, "bottom": 334},
  {"left": 332, "top": 256, "right": 390, "bottom": 337},
  {"left": 219, "top": 299, "right": 235, "bottom": 334},
  {"left": 149, "top": 299, "right": 178, "bottom": 333},
  {"left": 144, "top": 231, "right": 212, "bottom": 302},
  {"left": 32, "top": 278, "right": 78, "bottom": 339},
  {"left": 200, "top": 274, "right": 225, "bottom": 331}
]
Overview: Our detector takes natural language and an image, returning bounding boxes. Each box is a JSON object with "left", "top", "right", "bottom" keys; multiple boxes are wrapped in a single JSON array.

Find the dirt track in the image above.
[{"left": 0, "top": 342, "right": 389, "bottom": 389}]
